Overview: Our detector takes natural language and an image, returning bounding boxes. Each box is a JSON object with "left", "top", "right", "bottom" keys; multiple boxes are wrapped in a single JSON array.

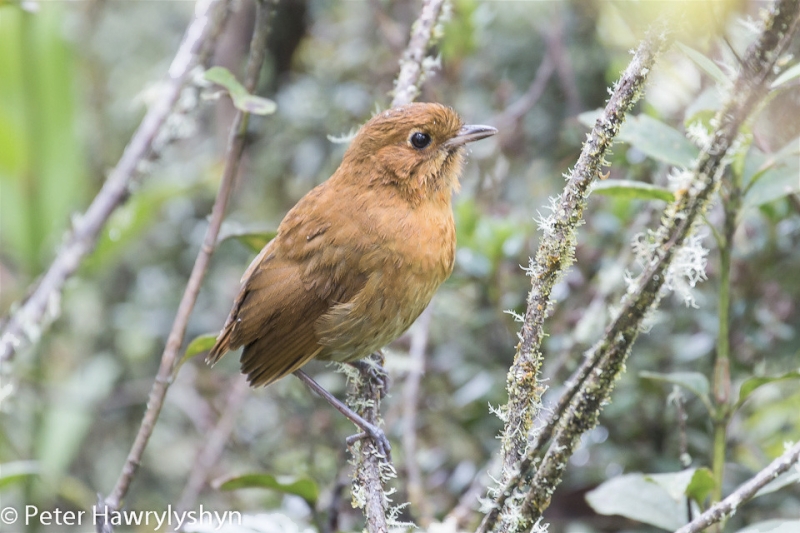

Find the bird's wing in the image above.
[{"left": 207, "top": 183, "right": 369, "bottom": 386}]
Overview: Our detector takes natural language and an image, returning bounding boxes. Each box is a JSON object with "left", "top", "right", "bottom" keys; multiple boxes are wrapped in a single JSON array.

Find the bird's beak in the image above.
[{"left": 444, "top": 124, "right": 498, "bottom": 148}]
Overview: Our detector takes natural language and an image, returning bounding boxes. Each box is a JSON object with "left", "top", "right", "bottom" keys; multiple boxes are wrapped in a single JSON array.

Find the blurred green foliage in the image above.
[{"left": 1, "top": 1, "right": 799, "bottom": 532}]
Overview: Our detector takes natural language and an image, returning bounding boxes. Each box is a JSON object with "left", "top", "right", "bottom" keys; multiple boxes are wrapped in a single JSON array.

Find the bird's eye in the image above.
[{"left": 410, "top": 132, "right": 431, "bottom": 149}]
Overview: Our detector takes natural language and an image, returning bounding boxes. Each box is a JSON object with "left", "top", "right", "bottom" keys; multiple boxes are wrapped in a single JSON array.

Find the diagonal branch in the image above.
[
  {"left": 0, "top": 0, "right": 230, "bottom": 364},
  {"left": 477, "top": 25, "right": 672, "bottom": 533},
  {"left": 504, "top": 0, "right": 800, "bottom": 529},
  {"left": 674, "top": 440, "right": 800, "bottom": 533},
  {"left": 99, "top": 0, "right": 275, "bottom": 516},
  {"left": 497, "top": 19, "right": 672, "bottom": 485}
]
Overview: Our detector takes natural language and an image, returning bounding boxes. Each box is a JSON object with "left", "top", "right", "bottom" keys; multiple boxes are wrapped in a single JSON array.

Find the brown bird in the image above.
[{"left": 207, "top": 103, "right": 496, "bottom": 448}]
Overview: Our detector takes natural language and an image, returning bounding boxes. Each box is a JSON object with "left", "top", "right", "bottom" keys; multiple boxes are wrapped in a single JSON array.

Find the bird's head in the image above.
[{"left": 343, "top": 103, "right": 497, "bottom": 205}]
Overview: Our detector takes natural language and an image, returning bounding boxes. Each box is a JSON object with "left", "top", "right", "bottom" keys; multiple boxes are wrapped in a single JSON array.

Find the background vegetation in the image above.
[{"left": 1, "top": 1, "right": 798, "bottom": 532}]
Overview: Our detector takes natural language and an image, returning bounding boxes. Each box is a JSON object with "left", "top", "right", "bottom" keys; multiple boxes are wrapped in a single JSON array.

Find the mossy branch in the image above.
[
  {"left": 347, "top": 1, "right": 450, "bottom": 530},
  {"left": 486, "top": 1, "right": 800, "bottom": 531},
  {"left": 477, "top": 24, "right": 671, "bottom": 533},
  {"left": 391, "top": 0, "right": 448, "bottom": 108},
  {"left": 0, "top": 0, "right": 231, "bottom": 364},
  {"left": 496, "top": 19, "right": 672, "bottom": 490}
]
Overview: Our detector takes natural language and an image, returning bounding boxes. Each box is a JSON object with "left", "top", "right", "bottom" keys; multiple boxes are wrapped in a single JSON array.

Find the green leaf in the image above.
[
  {"left": 586, "top": 471, "right": 692, "bottom": 530},
  {"left": 179, "top": 333, "right": 218, "bottom": 367},
  {"left": 592, "top": 180, "right": 674, "bottom": 202},
  {"left": 771, "top": 62, "right": 800, "bottom": 89},
  {"left": 577, "top": 111, "right": 698, "bottom": 167},
  {"left": 216, "top": 473, "right": 319, "bottom": 504},
  {"left": 218, "top": 228, "right": 278, "bottom": 253},
  {"left": 736, "top": 370, "right": 800, "bottom": 408},
  {"left": 734, "top": 520, "right": 800, "bottom": 533},
  {"left": 619, "top": 114, "right": 699, "bottom": 168},
  {"left": 742, "top": 142, "right": 800, "bottom": 210},
  {"left": 685, "top": 467, "right": 715, "bottom": 505},
  {"left": 640, "top": 371, "right": 710, "bottom": 399},
  {"left": 676, "top": 42, "right": 731, "bottom": 87},
  {"left": 204, "top": 66, "right": 276, "bottom": 115},
  {"left": 0, "top": 461, "right": 40, "bottom": 489}
]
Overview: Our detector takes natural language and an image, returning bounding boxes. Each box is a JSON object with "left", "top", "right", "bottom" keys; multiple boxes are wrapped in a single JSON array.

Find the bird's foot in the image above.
[
  {"left": 349, "top": 359, "right": 390, "bottom": 398},
  {"left": 345, "top": 424, "right": 392, "bottom": 460}
]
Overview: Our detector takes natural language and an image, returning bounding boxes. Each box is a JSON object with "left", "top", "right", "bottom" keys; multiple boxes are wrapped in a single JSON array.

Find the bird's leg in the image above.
[{"left": 293, "top": 370, "right": 391, "bottom": 458}]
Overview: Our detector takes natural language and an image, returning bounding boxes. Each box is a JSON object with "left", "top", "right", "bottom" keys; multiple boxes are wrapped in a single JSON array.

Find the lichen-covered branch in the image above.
[
  {"left": 674, "top": 440, "right": 800, "bottom": 533},
  {"left": 497, "top": 20, "right": 671, "bottom": 485},
  {"left": 349, "top": 354, "right": 392, "bottom": 533},
  {"left": 504, "top": 0, "right": 800, "bottom": 529},
  {"left": 390, "top": 0, "right": 448, "bottom": 108},
  {"left": 0, "top": 0, "right": 230, "bottom": 364},
  {"left": 99, "top": 0, "right": 275, "bottom": 517},
  {"left": 345, "top": 2, "right": 451, "bottom": 530}
]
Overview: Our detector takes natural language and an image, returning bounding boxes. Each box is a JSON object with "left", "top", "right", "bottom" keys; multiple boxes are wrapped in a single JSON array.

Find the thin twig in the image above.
[
  {"left": 674, "top": 440, "right": 800, "bottom": 533},
  {"left": 391, "top": 0, "right": 447, "bottom": 108},
  {"left": 548, "top": 14, "right": 581, "bottom": 116},
  {"left": 176, "top": 376, "right": 249, "bottom": 514},
  {"left": 401, "top": 307, "right": 433, "bottom": 526},
  {"left": 493, "top": 54, "right": 555, "bottom": 136},
  {"left": 101, "top": 0, "right": 275, "bottom": 514},
  {"left": 0, "top": 0, "right": 230, "bottom": 364},
  {"left": 493, "top": 19, "right": 672, "bottom": 502}
]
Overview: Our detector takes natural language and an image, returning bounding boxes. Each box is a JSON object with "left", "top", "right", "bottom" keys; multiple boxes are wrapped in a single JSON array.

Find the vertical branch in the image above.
[
  {"left": 390, "top": 0, "right": 448, "bottom": 108},
  {"left": 101, "top": 0, "right": 275, "bottom": 514},
  {"left": 0, "top": 0, "right": 230, "bottom": 364},
  {"left": 348, "top": 2, "right": 450, "bottom": 531},
  {"left": 349, "top": 352, "right": 391, "bottom": 533}
]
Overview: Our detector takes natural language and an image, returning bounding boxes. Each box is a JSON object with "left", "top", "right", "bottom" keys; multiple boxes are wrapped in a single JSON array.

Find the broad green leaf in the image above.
[
  {"left": 618, "top": 114, "right": 699, "bottom": 167},
  {"left": 734, "top": 520, "right": 800, "bottom": 533},
  {"left": 0, "top": 461, "right": 40, "bottom": 489},
  {"left": 742, "top": 142, "right": 800, "bottom": 210},
  {"left": 218, "top": 228, "right": 278, "bottom": 253},
  {"left": 685, "top": 467, "right": 715, "bottom": 505},
  {"left": 578, "top": 111, "right": 698, "bottom": 167},
  {"left": 771, "top": 62, "right": 800, "bottom": 89},
  {"left": 586, "top": 472, "right": 689, "bottom": 530},
  {"left": 676, "top": 42, "right": 731, "bottom": 87},
  {"left": 640, "top": 371, "right": 710, "bottom": 400},
  {"left": 646, "top": 468, "right": 696, "bottom": 501},
  {"left": 204, "top": 66, "right": 276, "bottom": 115},
  {"left": 216, "top": 473, "right": 319, "bottom": 504},
  {"left": 0, "top": 5, "right": 87, "bottom": 274},
  {"left": 592, "top": 180, "right": 674, "bottom": 202},
  {"left": 736, "top": 370, "right": 800, "bottom": 408}
]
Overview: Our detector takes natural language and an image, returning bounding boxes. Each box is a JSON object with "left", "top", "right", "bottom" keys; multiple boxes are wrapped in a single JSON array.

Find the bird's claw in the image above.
[
  {"left": 346, "top": 424, "right": 392, "bottom": 460},
  {"left": 350, "top": 360, "right": 390, "bottom": 398}
]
